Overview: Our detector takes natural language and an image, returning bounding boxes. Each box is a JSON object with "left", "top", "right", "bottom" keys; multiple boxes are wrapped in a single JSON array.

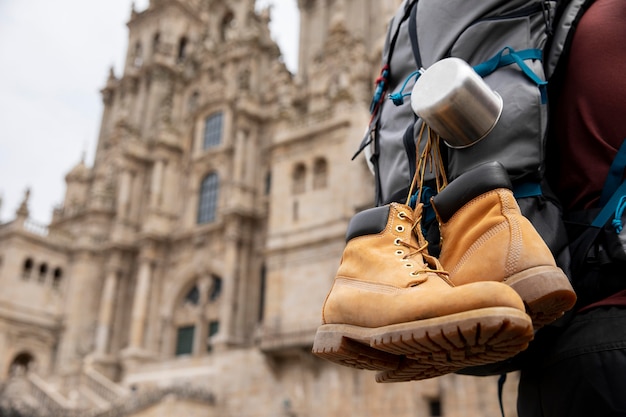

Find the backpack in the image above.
[
  {"left": 358, "top": 0, "right": 555, "bottom": 201},
  {"left": 356, "top": 0, "right": 594, "bottom": 377},
  {"left": 356, "top": 0, "right": 568, "bottom": 263}
]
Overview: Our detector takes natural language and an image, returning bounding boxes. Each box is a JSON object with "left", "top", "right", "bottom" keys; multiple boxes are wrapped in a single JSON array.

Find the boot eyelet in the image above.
[
  {"left": 396, "top": 225, "right": 405, "bottom": 232},
  {"left": 410, "top": 271, "right": 420, "bottom": 276},
  {"left": 398, "top": 212, "right": 407, "bottom": 220},
  {"left": 395, "top": 250, "right": 404, "bottom": 256},
  {"left": 394, "top": 238, "right": 402, "bottom": 246},
  {"left": 404, "top": 263, "right": 413, "bottom": 268}
]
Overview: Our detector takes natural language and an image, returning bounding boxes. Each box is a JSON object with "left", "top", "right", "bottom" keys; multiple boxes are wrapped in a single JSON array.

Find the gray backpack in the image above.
[
  {"left": 357, "top": 0, "right": 556, "bottom": 207},
  {"left": 354, "top": 0, "right": 571, "bottom": 274}
]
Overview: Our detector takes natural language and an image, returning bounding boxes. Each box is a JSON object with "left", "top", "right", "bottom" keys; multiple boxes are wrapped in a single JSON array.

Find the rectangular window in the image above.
[
  {"left": 428, "top": 398, "right": 442, "bottom": 417},
  {"left": 197, "top": 173, "right": 219, "bottom": 224},
  {"left": 175, "top": 325, "right": 195, "bottom": 356},
  {"left": 207, "top": 321, "right": 220, "bottom": 352},
  {"left": 258, "top": 265, "right": 266, "bottom": 322},
  {"left": 209, "top": 321, "right": 219, "bottom": 337},
  {"left": 203, "top": 112, "right": 223, "bottom": 149},
  {"left": 264, "top": 172, "right": 272, "bottom": 195}
]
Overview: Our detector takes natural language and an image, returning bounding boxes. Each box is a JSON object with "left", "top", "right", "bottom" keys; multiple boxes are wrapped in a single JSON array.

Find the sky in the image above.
[{"left": 0, "top": 0, "right": 298, "bottom": 225}]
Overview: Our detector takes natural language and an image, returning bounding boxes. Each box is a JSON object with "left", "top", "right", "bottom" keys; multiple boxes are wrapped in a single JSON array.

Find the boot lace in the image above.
[{"left": 397, "top": 209, "right": 454, "bottom": 287}]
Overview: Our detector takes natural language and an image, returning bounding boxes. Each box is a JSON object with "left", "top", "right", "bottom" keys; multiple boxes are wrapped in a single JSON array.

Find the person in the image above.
[
  {"left": 516, "top": 0, "right": 626, "bottom": 415},
  {"left": 312, "top": 0, "right": 577, "bottom": 383}
]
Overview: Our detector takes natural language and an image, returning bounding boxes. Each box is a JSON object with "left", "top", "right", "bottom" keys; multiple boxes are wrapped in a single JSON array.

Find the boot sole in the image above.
[
  {"left": 371, "top": 307, "right": 533, "bottom": 381},
  {"left": 505, "top": 265, "right": 577, "bottom": 328},
  {"left": 312, "top": 307, "right": 533, "bottom": 382},
  {"left": 375, "top": 357, "right": 462, "bottom": 383},
  {"left": 312, "top": 324, "right": 402, "bottom": 371}
]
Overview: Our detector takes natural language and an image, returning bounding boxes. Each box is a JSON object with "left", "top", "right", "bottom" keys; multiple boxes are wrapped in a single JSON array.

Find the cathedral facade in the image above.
[{"left": 0, "top": 1, "right": 519, "bottom": 416}]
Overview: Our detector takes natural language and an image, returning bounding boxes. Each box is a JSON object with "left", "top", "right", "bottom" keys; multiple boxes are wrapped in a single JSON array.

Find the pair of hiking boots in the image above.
[{"left": 312, "top": 162, "right": 576, "bottom": 382}]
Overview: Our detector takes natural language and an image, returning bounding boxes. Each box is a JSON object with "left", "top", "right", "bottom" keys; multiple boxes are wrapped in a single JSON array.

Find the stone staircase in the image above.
[
  {"left": 0, "top": 365, "right": 129, "bottom": 417},
  {"left": 0, "top": 365, "right": 216, "bottom": 417}
]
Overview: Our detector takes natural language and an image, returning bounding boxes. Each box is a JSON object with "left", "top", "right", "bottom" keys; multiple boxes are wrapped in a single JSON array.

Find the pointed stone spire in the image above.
[{"left": 16, "top": 188, "right": 30, "bottom": 218}]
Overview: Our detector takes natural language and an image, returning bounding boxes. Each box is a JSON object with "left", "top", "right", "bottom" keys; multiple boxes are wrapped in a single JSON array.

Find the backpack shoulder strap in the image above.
[
  {"left": 407, "top": 0, "right": 422, "bottom": 69},
  {"left": 592, "top": 139, "right": 626, "bottom": 227},
  {"left": 544, "top": 0, "right": 596, "bottom": 80}
]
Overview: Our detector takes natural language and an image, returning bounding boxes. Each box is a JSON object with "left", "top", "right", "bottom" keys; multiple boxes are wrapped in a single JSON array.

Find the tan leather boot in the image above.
[
  {"left": 432, "top": 162, "right": 577, "bottom": 328},
  {"left": 312, "top": 202, "right": 534, "bottom": 381}
]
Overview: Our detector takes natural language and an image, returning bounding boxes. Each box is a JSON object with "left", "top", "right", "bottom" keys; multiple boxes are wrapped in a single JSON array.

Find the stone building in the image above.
[{"left": 0, "top": 1, "right": 520, "bottom": 416}]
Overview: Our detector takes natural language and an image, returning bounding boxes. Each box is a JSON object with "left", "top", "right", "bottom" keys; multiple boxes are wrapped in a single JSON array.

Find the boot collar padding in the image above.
[
  {"left": 432, "top": 161, "right": 512, "bottom": 222},
  {"left": 345, "top": 205, "right": 391, "bottom": 242}
]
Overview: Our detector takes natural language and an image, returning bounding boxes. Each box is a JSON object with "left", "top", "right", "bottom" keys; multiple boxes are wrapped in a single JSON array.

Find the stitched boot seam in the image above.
[
  {"left": 448, "top": 221, "right": 509, "bottom": 276},
  {"left": 500, "top": 191, "right": 522, "bottom": 277}
]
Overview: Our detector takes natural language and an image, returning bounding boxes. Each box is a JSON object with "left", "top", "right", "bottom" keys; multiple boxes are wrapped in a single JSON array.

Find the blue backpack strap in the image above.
[
  {"left": 388, "top": 1, "right": 423, "bottom": 107},
  {"left": 513, "top": 181, "right": 542, "bottom": 199},
  {"left": 591, "top": 181, "right": 626, "bottom": 228},
  {"left": 367, "top": 0, "right": 418, "bottom": 115},
  {"left": 473, "top": 46, "right": 548, "bottom": 103},
  {"left": 591, "top": 139, "right": 626, "bottom": 228},
  {"left": 599, "top": 139, "right": 626, "bottom": 207},
  {"left": 390, "top": 46, "right": 547, "bottom": 106}
]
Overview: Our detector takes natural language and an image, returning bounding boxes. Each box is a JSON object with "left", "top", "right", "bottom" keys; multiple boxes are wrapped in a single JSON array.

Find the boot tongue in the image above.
[
  {"left": 408, "top": 204, "right": 447, "bottom": 273},
  {"left": 409, "top": 203, "right": 427, "bottom": 248}
]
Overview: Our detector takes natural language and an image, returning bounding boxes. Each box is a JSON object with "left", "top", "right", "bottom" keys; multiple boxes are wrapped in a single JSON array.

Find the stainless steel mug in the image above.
[{"left": 410, "top": 57, "right": 503, "bottom": 149}]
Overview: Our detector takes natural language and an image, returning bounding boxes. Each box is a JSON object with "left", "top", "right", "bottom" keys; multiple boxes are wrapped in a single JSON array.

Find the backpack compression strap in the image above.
[
  {"left": 473, "top": 46, "right": 548, "bottom": 103},
  {"left": 354, "top": 0, "right": 419, "bottom": 161}
]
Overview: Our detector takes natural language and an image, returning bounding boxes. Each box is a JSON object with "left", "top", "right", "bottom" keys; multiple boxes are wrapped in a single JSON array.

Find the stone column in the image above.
[
  {"left": 160, "top": 315, "right": 173, "bottom": 357},
  {"left": 160, "top": 161, "right": 171, "bottom": 212},
  {"left": 192, "top": 276, "right": 211, "bottom": 355},
  {"left": 150, "top": 160, "right": 164, "bottom": 208},
  {"left": 116, "top": 170, "right": 131, "bottom": 218},
  {"left": 244, "top": 132, "right": 256, "bottom": 188},
  {"left": 213, "top": 224, "right": 240, "bottom": 348},
  {"left": 128, "top": 172, "right": 141, "bottom": 222},
  {"left": 128, "top": 257, "right": 153, "bottom": 349},
  {"left": 94, "top": 269, "right": 119, "bottom": 355},
  {"left": 56, "top": 251, "right": 101, "bottom": 376},
  {"left": 234, "top": 130, "right": 247, "bottom": 184}
]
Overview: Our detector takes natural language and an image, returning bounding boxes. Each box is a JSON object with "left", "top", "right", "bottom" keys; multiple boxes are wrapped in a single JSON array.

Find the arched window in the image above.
[
  {"left": 38, "top": 263, "right": 48, "bottom": 283},
  {"left": 22, "top": 258, "right": 33, "bottom": 280},
  {"left": 177, "top": 36, "right": 188, "bottom": 62},
  {"left": 209, "top": 275, "right": 222, "bottom": 302},
  {"left": 220, "top": 11, "right": 235, "bottom": 41},
  {"left": 132, "top": 41, "right": 143, "bottom": 67},
  {"left": 52, "top": 267, "right": 63, "bottom": 289},
  {"left": 203, "top": 112, "right": 223, "bottom": 149},
  {"left": 197, "top": 173, "right": 219, "bottom": 224},
  {"left": 313, "top": 157, "right": 328, "bottom": 190},
  {"left": 174, "top": 276, "right": 222, "bottom": 357},
  {"left": 9, "top": 352, "right": 35, "bottom": 377},
  {"left": 184, "top": 285, "right": 200, "bottom": 306},
  {"left": 152, "top": 32, "right": 161, "bottom": 54},
  {"left": 292, "top": 163, "right": 306, "bottom": 195}
]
